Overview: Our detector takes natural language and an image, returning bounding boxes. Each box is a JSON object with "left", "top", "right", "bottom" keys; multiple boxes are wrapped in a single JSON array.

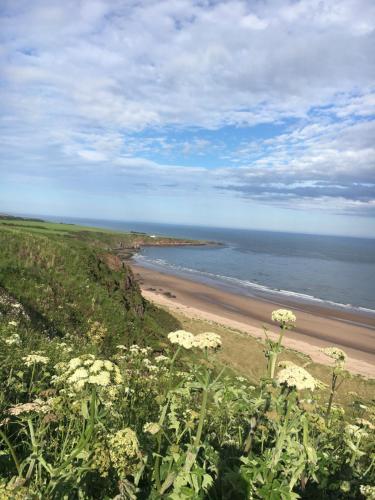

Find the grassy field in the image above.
[{"left": 0, "top": 215, "right": 198, "bottom": 248}]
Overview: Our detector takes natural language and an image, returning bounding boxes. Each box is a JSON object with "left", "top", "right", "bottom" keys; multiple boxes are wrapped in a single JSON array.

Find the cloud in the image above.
[
  {"left": 0, "top": 0, "right": 374, "bottom": 220},
  {"left": 215, "top": 118, "right": 375, "bottom": 212},
  {"left": 2, "top": 0, "right": 374, "bottom": 129}
]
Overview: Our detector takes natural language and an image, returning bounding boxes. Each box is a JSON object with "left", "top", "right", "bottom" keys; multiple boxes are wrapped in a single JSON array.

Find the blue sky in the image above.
[{"left": 1, "top": 0, "right": 375, "bottom": 236}]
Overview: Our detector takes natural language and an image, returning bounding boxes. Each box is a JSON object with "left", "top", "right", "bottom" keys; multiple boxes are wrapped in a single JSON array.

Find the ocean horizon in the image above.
[{"left": 37, "top": 215, "right": 375, "bottom": 315}]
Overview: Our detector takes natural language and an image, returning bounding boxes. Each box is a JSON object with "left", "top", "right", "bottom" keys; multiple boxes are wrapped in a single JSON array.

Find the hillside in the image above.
[{"left": 0, "top": 218, "right": 184, "bottom": 351}]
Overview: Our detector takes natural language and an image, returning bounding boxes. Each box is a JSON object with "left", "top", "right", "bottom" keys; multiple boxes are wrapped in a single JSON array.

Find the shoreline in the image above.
[
  {"left": 131, "top": 263, "right": 375, "bottom": 378},
  {"left": 132, "top": 256, "right": 375, "bottom": 323}
]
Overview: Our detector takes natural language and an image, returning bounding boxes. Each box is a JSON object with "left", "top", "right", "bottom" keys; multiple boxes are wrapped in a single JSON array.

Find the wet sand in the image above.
[{"left": 131, "top": 264, "right": 375, "bottom": 378}]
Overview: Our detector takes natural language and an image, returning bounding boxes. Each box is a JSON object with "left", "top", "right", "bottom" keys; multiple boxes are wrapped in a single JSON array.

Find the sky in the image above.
[{"left": 1, "top": 0, "right": 375, "bottom": 237}]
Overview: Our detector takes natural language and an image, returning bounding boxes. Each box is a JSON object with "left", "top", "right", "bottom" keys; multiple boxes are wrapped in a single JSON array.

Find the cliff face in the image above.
[
  {"left": 97, "top": 252, "right": 146, "bottom": 317},
  {"left": 0, "top": 230, "right": 180, "bottom": 348}
]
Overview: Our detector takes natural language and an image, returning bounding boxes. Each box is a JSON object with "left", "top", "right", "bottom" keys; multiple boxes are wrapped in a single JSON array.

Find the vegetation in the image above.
[
  {"left": 0, "top": 219, "right": 374, "bottom": 499},
  {"left": 0, "top": 219, "right": 182, "bottom": 351}
]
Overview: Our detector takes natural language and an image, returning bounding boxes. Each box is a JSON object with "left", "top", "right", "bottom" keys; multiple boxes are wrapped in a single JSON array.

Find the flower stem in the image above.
[
  {"left": 0, "top": 429, "right": 21, "bottom": 475},
  {"left": 325, "top": 371, "right": 338, "bottom": 424}
]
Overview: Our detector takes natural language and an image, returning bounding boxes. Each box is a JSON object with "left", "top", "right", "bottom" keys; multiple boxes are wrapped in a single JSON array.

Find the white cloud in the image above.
[
  {"left": 1, "top": 0, "right": 374, "bottom": 129},
  {"left": 0, "top": 0, "right": 374, "bottom": 219}
]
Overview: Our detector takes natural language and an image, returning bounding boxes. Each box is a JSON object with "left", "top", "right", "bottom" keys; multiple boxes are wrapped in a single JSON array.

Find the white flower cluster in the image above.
[
  {"left": 154, "top": 355, "right": 169, "bottom": 363},
  {"left": 168, "top": 330, "right": 195, "bottom": 349},
  {"left": 321, "top": 347, "right": 347, "bottom": 364},
  {"left": 193, "top": 332, "right": 222, "bottom": 350},
  {"left": 8, "top": 398, "right": 51, "bottom": 416},
  {"left": 345, "top": 424, "right": 369, "bottom": 439},
  {"left": 129, "top": 344, "right": 152, "bottom": 356},
  {"left": 23, "top": 353, "right": 49, "bottom": 367},
  {"left": 168, "top": 330, "right": 222, "bottom": 350},
  {"left": 55, "top": 354, "right": 122, "bottom": 392},
  {"left": 4, "top": 333, "right": 21, "bottom": 346},
  {"left": 271, "top": 309, "right": 296, "bottom": 327},
  {"left": 55, "top": 341, "right": 73, "bottom": 353},
  {"left": 116, "top": 344, "right": 127, "bottom": 350},
  {"left": 360, "top": 485, "right": 375, "bottom": 499},
  {"left": 356, "top": 418, "right": 375, "bottom": 430},
  {"left": 277, "top": 365, "right": 317, "bottom": 391}
]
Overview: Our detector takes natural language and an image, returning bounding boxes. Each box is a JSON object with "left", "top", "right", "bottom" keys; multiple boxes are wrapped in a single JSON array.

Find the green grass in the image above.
[
  {"left": 0, "top": 223, "right": 181, "bottom": 351},
  {"left": 0, "top": 216, "right": 198, "bottom": 247}
]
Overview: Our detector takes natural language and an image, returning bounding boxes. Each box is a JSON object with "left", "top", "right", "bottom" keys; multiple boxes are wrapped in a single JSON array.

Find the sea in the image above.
[{"left": 46, "top": 216, "right": 375, "bottom": 315}]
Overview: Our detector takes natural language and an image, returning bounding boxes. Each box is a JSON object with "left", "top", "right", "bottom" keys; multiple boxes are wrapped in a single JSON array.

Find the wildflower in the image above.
[
  {"left": 356, "top": 418, "right": 375, "bottom": 430},
  {"left": 116, "top": 344, "right": 127, "bottom": 350},
  {"left": 193, "top": 332, "right": 222, "bottom": 350},
  {"left": 168, "top": 330, "right": 195, "bottom": 349},
  {"left": 86, "top": 320, "right": 107, "bottom": 345},
  {"left": 91, "top": 428, "right": 140, "bottom": 478},
  {"left": 340, "top": 481, "right": 351, "bottom": 493},
  {"left": 113, "top": 367, "right": 122, "bottom": 384},
  {"left": 55, "top": 355, "right": 122, "bottom": 392},
  {"left": 54, "top": 361, "right": 67, "bottom": 372},
  {"left": 321, "top": 347, "right": 347, "bottom": 365},
  {"left": 155, "top": 355, "right": 169, "bottom": 363},
  {"left": 69, "top": 357, "right": 83, "bottom": 370},
  {"left": 143, "top": 422, "right": 161, "bottom": 435},
  {"left": 91, "top": 438, "right": 112, "bottom": 477},
  {"left": 360, "top": 485, "right": 375, "bottom": 499},
  {"left": 88, "top": 371, "right": 111, "bottom": 386},
  {"left": 345, "top": 424, "right": 368, "bottom": 439},
  {"left": 277, "top": 365, "right": 317, "bottom": 391},
  {"left": 23, "top": 353, "right": 49, "bottom": 367},
  {"left": 109, "top": 428, "right": 140, "bottom": 474},
  {"left": 4, "top": 333, "right": 21, "bottom": 346},
  {"left": 68, "top": 367, "right": 89, "bottom": 383},
  {"left": 90, "top": 360, "right": 105, "bottom": 373},
  {"left": 103, "top": 360, "right": 114, "bottom": 371},
  {"left": 8, "top": 399, "right": 51, "bottom": 416},
  {"left": 8, "top": 321, "right": 18, "bottom": 327},
  {"left": 271, "top": 309, "right": 296, "bottom": 327}
]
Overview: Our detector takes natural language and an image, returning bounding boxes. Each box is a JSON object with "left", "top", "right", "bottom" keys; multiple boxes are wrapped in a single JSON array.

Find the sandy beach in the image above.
[{"left": 131, "top": 263, "right": 375, "bottom": 378}]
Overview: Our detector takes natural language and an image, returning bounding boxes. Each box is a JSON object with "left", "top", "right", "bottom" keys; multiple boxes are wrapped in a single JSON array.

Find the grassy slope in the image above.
[{"left": 0, "top": 218, "right": 181, "bottom": 351}]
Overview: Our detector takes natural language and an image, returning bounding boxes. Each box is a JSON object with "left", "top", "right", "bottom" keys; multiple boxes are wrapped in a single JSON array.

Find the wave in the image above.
[{"left": 133, "top": 254, "right": 375, "bottom": 316}]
